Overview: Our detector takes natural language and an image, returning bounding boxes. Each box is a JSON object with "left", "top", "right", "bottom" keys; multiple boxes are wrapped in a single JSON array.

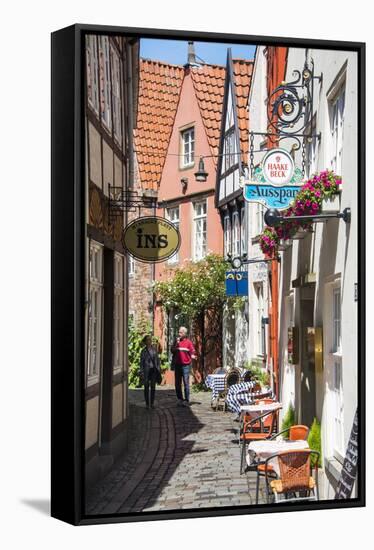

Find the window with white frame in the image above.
[
  {"left": 166, "top": 206, "right": 180, "bottom": 264},
  {"left": 255, "top": 203, "right": 265, "bottom": 236},
  {"left": 181, "top": 127, "right": 195, "bottom": 167},
  {"left": 329, "top": 83, "right": 345, "bottom": 174},
  {"left": 99, "top": 36, "right": 112, "bottom": 131},
  {"left": 332, "top": 359, "right": 344, "bottom": 457},
  {"left": 255, "top": 283, "right": 264, "bottom": 355},
  {"left": 332, "top": 286, "right": 341, "bottom": 353},
  {"left": 193, "top": 200, "right": 207, "bottom": 260},
  {"left": 86, "top": 35, "right": 99, "bottom": 115},
  {"left": 87, "top": 242, "right": 103, "bottom": 384},
  {"left": 327, "top": 280, "right": 344, "bottom": 459},
  {"left": 111, "top": 46, "right": 122, "bottom": 143},
  {"left": 232, "top": 211, "right": 240, "bottom": 257},
  {"left": 306, "top": 116, "right": 318, "bottom": 177},
  {"left": 224, "top": 127, "right": 236, "bottom": 172},
  {"left": 128, "top": 254, "right": 135, "bottom": 277},
  {"left": 241, "top": 206, "right": 247, "bottom": 255},
  {"left": 113, "top": 253, "right": 124, "bottom": 371},
  {"left": 224, "top": 215, "right": 231, "bottom": 257}
]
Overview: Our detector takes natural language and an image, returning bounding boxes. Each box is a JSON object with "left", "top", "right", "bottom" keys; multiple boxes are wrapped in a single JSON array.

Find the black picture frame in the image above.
[{"left": 51, "top": 24, "right": 365, "bottom": 525}]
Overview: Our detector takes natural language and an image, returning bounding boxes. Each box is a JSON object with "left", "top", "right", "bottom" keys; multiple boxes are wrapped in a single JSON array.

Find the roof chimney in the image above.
[{"left": 185, "top": 41, "right": 200, "bottom": 67}]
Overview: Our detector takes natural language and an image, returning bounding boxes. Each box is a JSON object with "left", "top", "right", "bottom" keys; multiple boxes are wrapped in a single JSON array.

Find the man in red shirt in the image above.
[{"left": 172, "top": 326, "right": 196, "bottom": 406}]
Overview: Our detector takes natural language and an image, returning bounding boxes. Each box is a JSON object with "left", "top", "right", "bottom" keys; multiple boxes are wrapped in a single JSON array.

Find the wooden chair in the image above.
[
  {"left": 264, "top": 450, "right": 320, "bottom": 503},
  {"left": 215, "top": 367, "right": 241, "bottom": 411},
  {"left": 240, "top": 409, "right": 279, "bottom": 474}
]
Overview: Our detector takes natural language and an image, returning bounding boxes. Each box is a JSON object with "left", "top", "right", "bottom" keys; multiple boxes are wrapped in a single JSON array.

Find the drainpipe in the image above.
[{"left": 270, "top": 258, "right": 279, "bottom": 400}]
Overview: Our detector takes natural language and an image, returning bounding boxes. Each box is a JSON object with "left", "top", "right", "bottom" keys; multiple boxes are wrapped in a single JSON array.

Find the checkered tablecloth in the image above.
[
  {"left": 205, "top": 373, "right": 226, "bottom": 400},
  {"left": 226, "top": 384, "right": 273, "bottom": 414}
]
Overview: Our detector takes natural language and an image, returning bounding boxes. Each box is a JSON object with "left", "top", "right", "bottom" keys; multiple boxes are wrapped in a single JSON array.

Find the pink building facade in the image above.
[{"left": 154, "top": 64, "right": 226, "bottom": 381}]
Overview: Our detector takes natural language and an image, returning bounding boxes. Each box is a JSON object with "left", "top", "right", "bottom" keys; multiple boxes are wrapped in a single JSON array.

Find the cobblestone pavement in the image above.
[{"left": 86, "top": 386, "right": 266, "bottom": 515}]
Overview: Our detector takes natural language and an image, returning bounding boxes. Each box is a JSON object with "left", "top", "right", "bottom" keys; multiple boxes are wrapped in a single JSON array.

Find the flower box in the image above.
[
  {"left": 278, "top": 239, "right": 292, "bottom": 251},
  {"left": 322, "top": 191, "right": 341, "bottom": 213},
  {"left": 292, "top": 228, "right": 309, "bottom": 240}
]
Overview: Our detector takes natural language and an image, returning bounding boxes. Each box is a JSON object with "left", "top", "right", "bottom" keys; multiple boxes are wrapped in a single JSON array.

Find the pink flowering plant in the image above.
[
  {"left": 259, "top": 227, "right": 280, "bottom": 256},
  {"left": 259, "top": 169, "right": 342, "bottom": 256}
]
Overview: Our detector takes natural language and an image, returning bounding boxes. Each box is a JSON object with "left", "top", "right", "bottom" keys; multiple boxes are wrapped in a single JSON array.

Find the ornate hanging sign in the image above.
[
  {"left": 122, "top": 216, "right": 181, "bottom": 263},
  {"left": 242, "top": 61, "right": 322, "bottom": 211},
  {"left": 262, "top": 149, "right": 295, "bottom": 185},
  {"left": 243, "top": 148, "right": 303, "bottom": 210}
]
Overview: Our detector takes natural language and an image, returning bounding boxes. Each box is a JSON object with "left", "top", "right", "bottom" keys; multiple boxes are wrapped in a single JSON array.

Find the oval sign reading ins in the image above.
[
  {"left": 122, "top": 216, "right": 181, "bottom": 263},
  {"left": 262, "top": 148, "right": 295, "bottom": 186}
]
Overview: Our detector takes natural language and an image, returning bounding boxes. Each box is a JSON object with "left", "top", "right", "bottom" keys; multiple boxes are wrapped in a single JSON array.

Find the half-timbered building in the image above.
[
  {"left": 84, "top": 34, "right": 139, "bottom": 486},
  {"left": 215, "top": 50, "right": 253, "bottom": 369}
]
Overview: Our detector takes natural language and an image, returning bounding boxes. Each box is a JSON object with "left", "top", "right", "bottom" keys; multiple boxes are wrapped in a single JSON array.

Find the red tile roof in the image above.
[
  {"left": 190, "top": 64, "right": 226, "bottom": 167},
  {"left": 134, "top": 57, "right": 253, "bottom": 189},
  {"left": 134, "top": 59, "right": 184, "bottom": 191},
  {"left": 232, "top": 59, "right": 253, "bottom": 164}
]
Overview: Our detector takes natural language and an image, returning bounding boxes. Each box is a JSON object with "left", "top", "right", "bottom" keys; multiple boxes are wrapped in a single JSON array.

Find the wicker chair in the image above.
[
  {"left": 264, "top": 450, "right": 320, "bottom": 503},
  {"left": 240, "top": 409, "right": 279, "bottom": 474},
  {"left": 255, "top": 423, "right": 308, "bottom": 504},
  {"left": 270, "top": 424, "right": 309, "bottom": 441},
  {"left": 215, "top": 367, "right": 241, "bottom": 411},
  {"left": 242, "top": 370, "right": 253, "bottom": 383}
]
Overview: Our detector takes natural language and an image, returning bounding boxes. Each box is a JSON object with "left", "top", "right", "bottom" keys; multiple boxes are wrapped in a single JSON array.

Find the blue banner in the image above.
[
  {"left": 225, "top": 271, "right": 248, "bottom": 296},
  {"left": 244, "top": 183, "right": 302, "bottom": 210}
]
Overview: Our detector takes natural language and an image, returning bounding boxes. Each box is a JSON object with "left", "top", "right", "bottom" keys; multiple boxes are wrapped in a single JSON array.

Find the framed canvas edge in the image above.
[{"left": 51, "top": 23, "right": 366, "bottom": 526}]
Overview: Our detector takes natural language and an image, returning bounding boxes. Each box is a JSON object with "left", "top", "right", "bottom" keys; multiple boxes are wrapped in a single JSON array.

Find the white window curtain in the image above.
[
  {"left": 86, "top": 35, "right": 99, "bottom": 115},
  {"left": 99, "top": 36, "right": 112, "bottom": 131},
  {"left": 113, "top": 253, "right": 124, "bottom": 372},
  {"left": 193, "top": 201, "right": 207, "bottom": 260},
  {"left": 111, "top": 46, "right": 122, "bottom": 143},
  {"left": 87, "top": 243, "right": 103, "bottom": 384},
  {"left": 166, "top": 207, "right": 180, "bottom": 264},
  {"left": 330, "top": 85, "right": 345, "bottom": 173},
  {"left": 181, "top": 128, "right": 195, "bottom": 167}
]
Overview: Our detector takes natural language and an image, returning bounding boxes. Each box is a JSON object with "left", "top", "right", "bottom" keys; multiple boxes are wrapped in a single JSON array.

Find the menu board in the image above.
[{"left": 335, "top": 409, "right": 358, "bottom": 499}]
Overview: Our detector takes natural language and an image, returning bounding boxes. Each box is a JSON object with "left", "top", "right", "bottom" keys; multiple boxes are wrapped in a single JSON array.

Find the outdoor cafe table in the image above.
[
  {"left": 205, "top": 370, "right": 246, "bottom": 402},
  {"left": 205, "top": 373, "right": 226, "bottom": 401},
  {"left": 246, "top": 439, "right": 310, "bottom": 476},
  {"left": 226, "top": 384, "right": 273, "bottom": 414},
  {"left": 239, "top": 401, "right": 282, "bottom": 420}
]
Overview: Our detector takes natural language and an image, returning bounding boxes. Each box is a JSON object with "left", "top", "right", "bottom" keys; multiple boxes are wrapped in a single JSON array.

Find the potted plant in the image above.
[{"left": 280, "top": 403, "right": 295, "bottom": 438}]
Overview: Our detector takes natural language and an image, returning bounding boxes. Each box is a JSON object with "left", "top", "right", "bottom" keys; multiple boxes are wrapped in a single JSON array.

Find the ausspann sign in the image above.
[
  {"left": 122, "top": 216, "right": 181, "bottom": 263},
  {"left": 243, "top": 148, "right": 303, "bottom": 210}
]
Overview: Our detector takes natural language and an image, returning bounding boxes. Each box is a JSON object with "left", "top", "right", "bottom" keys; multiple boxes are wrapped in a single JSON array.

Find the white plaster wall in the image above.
[{"left": 278, "top": 47, "right": 358, "bottom": 497}]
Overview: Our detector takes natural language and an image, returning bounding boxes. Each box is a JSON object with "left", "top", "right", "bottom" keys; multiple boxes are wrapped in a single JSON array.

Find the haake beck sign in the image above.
[
  {"left": 243, "top": 148, "right": 303, "bottom": 210},
  {"left": 122, "top": 216, "right": 181, "bottom": 263}
]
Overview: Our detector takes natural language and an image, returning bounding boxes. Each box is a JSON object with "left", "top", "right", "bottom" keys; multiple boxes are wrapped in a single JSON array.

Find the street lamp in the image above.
[
  {"left": 264, "top": 207, "right": 351, "bottom": 227},
  {"left": 194, "top": 157, "right": 208, "bottom": 182}
]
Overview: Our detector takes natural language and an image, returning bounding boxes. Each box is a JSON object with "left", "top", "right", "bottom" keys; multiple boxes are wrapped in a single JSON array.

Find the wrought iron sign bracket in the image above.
[
  {"left": 264, "top": 207, "right": 351, "bottom": 227},
  {"left": 227, "top": 253, "right": 280, "bottom": 270},
  {"left": 249, "top": 59, "right": 322, "bottom": 178},
  {"left": 108, "top": 184, "right": 158, "bottom": 221}
]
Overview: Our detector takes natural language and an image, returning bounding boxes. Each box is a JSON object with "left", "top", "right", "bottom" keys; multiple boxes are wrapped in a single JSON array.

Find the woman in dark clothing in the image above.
[{"left": 140, "top": 335, "right": 161, "bottom": 409}]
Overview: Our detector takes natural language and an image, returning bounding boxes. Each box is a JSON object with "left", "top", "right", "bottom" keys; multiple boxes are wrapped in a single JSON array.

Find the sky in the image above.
[{"left": 140, "top": 39, "right": 256, "bottom": 66}]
